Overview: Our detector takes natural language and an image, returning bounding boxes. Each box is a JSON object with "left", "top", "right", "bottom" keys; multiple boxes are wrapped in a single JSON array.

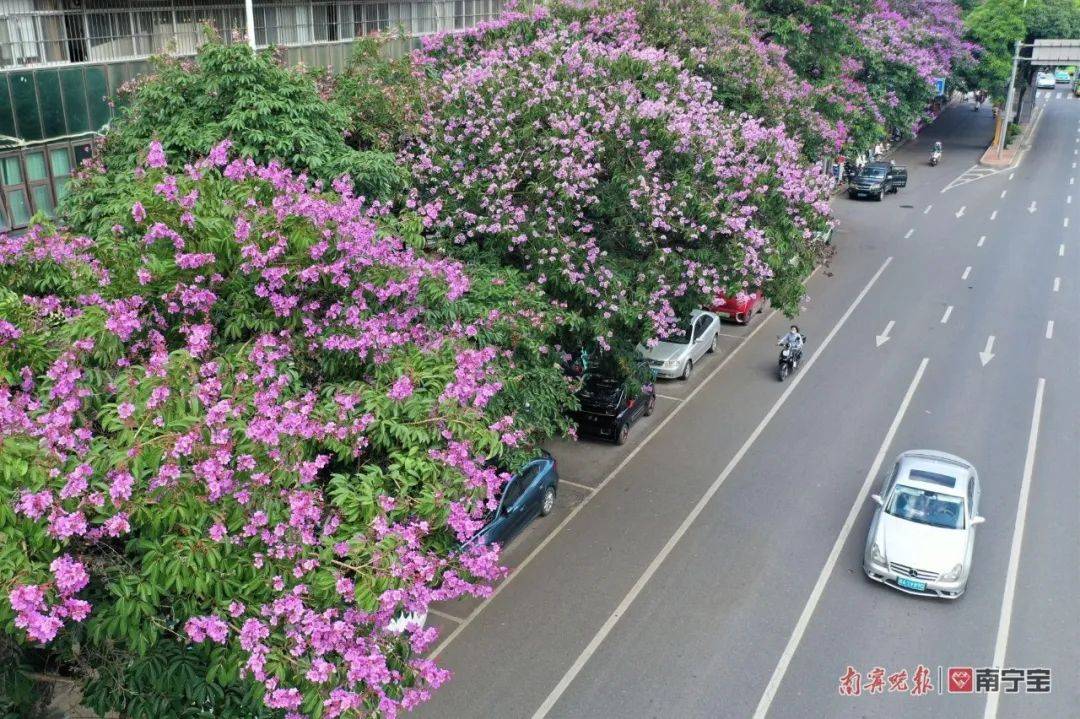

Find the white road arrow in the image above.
[
  {"left": 1028, "top": 201, "right": 1038, "bottom": 214},
  {"left": 955, "top": 206, "right": 966, "bottom": 218},
  {"left": 876, "top": 320, "right": 895, "bottom": 348},
  {"left": 980, "top": 335, "right": 996, "bottom": 367}
]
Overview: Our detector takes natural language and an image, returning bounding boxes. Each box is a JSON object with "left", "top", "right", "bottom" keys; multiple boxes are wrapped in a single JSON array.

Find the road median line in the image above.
[{"left": 531, "top": 257, "right": 895, "bottom": 719}]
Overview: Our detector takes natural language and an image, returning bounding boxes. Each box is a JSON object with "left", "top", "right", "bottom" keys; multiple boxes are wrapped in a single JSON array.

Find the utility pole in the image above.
[{"left": 998, "top": 41, "right": 1022, "bottom": 159}]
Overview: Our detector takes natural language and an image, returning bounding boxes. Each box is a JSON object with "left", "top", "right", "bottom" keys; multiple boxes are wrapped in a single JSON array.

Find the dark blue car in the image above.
[{"left": 469, "top": 452, "right": 559, "bottom": 549}]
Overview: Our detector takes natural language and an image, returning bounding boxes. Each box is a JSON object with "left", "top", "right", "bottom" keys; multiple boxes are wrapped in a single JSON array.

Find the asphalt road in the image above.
[{"left": 416, "top": 95, "right": 1079, "bottom": 719}]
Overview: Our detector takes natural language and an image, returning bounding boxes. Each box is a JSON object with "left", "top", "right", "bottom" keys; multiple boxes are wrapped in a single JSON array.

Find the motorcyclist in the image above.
[
  {"left": 930, "top": 141, "right": 942, "bottom": 165},
  {"left": 778, "top": 325, "right": 805, "bottom": 364}
]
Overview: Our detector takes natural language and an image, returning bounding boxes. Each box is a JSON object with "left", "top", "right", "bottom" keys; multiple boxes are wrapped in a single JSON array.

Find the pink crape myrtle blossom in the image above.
[{"left": 0, "top": 144, "right": 553, "bottom": 717}]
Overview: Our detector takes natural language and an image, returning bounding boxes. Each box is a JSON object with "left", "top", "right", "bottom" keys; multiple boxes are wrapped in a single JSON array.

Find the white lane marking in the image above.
[
  {"left": 1060, "top": 244, "right": 1066, "bottom": 256},
  {"left": 990, "top": 210, "right": 998, "bottom": 220},
  {"left": 1000, "top": 190, "right": 1008, "bottom": 199},
  {"left": 1068, "top": 195, "right": 1073, "bottom": 204},
  {"left": 1009, "top": 172, "right": 1015, "bottom": 180},
  {"left": 429, "top": 608, "right": 466, "bottom": 623},
  {"left": 940, "top": 305, "right": 954, "bottom": 324},
  {"left": 427, "top": 266, "right": 819, "bottom": 659},
  {"left": 875, "top": 320, "right": 894, "bottom": 348},
  {"left": 978, "top": 235, "right": 986, "bottom": 247},
  {"left": 558, "top": 478, "right": 599, "bottom": 494},
  {"left": 532, "top": 259, "right": 896, "bottom": 719},
  {"left": 955, "top": 206, "right": 966, "bottom": 218},
  {"left": 1065, "top": 217, "right": 1070, "bottom": 228},
  {"left": 983, "top": 379, "right": 1045, "bottom": 719},
  {"left": 1053, "top": 277, "right": 1061, "bottom": 292},
  {"left": 904, "top": 228, "right": 914, "bottom": 239},
  {"left": 1072, "top": 178, "right": 1076, "bottom": 185},
  {"left": 716, "top": 332, "right": 747, "bottom": 339},
  {"left": 924, "top": 204, "right": 933, "bottom": 214},
  {"left": 1028, "top": 201, "right": 1037, "bottom": 213},
  {"left": 655, "top": 393, "right": 684, "bottom": 402},
  {"left": 962, "top": 266, "right": 972, "bottom": 280},
  {"left": 752, "top": 359, "right": 930, "bottom": 719},
  {"left": 1045, "top": 320, "right": 1054, "bottom": 339},
  {"left": 1074, "top": 163, "right": 1077, "bottom": 168},
  {"left": 980, "top": 335, "right": 996, "bottom": 366}
]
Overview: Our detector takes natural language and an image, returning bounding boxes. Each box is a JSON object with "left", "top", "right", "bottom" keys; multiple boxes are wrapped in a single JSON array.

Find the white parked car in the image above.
[
  {"left": 1037, "top": 72, "right": 1056, "bottom": 89},
  {"left": 863, "top": 450, "right": 984, "bottom": 599},
  {"left": 637, "top": 310, "right": 721, "bottom": 380},
  {"left": 386, "top": 610, "right": 427, "bottom": 634}
]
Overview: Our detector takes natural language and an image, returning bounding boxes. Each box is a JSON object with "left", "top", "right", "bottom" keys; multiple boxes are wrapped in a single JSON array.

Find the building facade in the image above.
[{"left": 0, "top": 0, "right": 505, "bottom": 232}]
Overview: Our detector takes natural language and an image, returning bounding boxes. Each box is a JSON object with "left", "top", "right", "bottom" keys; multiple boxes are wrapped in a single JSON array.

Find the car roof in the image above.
[{"left": 895, "top": 450, "right": 974, "bottom": 497}]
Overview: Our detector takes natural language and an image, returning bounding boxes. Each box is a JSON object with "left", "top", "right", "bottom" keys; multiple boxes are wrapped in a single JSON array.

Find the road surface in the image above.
[{"left": 416, "top": 94, "right": 1079, "bottom": 719}]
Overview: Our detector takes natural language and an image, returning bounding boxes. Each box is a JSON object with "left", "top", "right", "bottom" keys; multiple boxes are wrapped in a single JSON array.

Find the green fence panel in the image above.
[
  {"left": 36, "top": 70, "right": 67, "bottom": 138},
  {"left": 85, "top": 67, "right": 111, "bottom": 131},
  {"left": 60, "top": 69, "right": 89, "bottom": 134},
  {"left": 9, "top": 72, "right": 42, "bottom": 141}
]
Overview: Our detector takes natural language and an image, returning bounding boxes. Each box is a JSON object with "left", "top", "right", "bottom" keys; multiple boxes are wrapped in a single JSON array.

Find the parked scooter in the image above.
[{"left": 929, "top": 141, "right": 942, "bottom": 167}]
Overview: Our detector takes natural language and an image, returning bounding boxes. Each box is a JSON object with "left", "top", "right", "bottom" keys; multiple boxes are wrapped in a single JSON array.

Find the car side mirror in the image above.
[
  {"left": 871, "top": 494, "right": 884, "bottom": 506},
  {"left": 971, "top": 516, "right": 985, "bottom": 525}
]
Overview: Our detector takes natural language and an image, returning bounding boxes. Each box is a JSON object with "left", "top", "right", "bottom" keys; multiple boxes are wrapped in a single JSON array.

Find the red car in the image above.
[{"left": 710, "top": 290, "right": 762, "bottom": 325}]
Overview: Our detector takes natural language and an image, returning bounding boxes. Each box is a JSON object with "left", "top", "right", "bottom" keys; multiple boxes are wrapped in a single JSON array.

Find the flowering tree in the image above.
[
  {"left": 406, "top": 4, "right": 832, "bottom": 350},
  {"left": 0, "top": 143, "right": 575, "bottom": 718}
]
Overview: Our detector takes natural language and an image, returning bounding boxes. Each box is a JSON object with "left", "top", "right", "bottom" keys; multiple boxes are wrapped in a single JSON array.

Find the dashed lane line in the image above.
[
  {"left": 962, "top": 266, "right": 972, "bottom": 280},
  {"left": 1045, "top": 321, "right": 1054, "bottom": 339},
  {"left": 978, "top": 235, "right": 986, "bottom": 247},
  {"left": 940, "top": 306, "right": 954, "bottom": 324},
  {"left": 1054, "top": 277, "right": 1061, "bottom": 292}
]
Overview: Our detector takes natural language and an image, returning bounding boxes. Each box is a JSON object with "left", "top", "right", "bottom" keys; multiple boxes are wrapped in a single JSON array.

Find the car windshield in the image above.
[
  {"left": 886, "top": 484, "right": 965, "bottom": 529},
  {"left": 862, "top": 168, "right": 886, "bottom": 178},
  {"left": 659, "top": 320, "right": 693, "bottom": 344}
]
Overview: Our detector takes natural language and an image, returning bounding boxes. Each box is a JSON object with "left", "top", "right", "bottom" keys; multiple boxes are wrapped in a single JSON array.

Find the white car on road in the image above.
[
  {"left": 863, "top": 450, "right": 984, "bottom": 599},
  {"left": 1037, "top": 72, "right": 1056, "bottom": 89},
  {"left": 637, "top": 310, "right": 720, "bottom": 380}
]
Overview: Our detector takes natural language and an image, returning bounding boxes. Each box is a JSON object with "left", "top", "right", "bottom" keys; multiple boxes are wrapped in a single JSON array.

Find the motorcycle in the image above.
[
  {"left": 930, "top": 150, "right": 941, "bottom": 166},
  {"left": 776, "top": 336, "right": 806, "bottom": 382}
]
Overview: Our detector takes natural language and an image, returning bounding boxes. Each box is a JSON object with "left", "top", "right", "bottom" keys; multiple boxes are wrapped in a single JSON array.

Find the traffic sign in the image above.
[{"left": 933, "top": 77, "right": 946, "bottom": 96}]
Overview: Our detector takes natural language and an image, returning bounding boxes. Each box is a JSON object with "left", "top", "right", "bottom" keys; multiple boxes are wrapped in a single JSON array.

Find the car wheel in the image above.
[
  {"left": 616, "top": 422, "right": 630, "bottom": 445},
  {"left": 708, "top": 333, "right": 718, "bottom": 353},
  {"left": 681, "top": 359, "right": 693, "bottom": 380},
  {"left": 738, "top": 311, "right": 752, "bottom": 326},
  {"left": 539, "top": 486, "right": 556, "bottom": 516},
  {"left": 644, "top": 393, "right": 656, "bottom": 417},
  {"left": 876, "top": 191, "right": 883, "bottom": 202}
]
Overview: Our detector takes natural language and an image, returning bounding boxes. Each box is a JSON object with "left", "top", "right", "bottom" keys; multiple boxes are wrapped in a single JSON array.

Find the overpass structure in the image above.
[{"left": 998, "top": 39, "right": 1080, "bottom": 157}]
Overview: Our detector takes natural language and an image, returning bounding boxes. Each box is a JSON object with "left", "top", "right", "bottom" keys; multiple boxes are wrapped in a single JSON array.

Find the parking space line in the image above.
[
  {"left": 655, "top": 393, "right": 684, "bottom": 402},
  {"left": 752, "top": 358, "right": 930, "bottom": 719},
  {"left": 531, "top": 258, "right": 895, "bottom": 719},
  {"left": 716, "top": 332, "right": 748, "bottom": 339},
  {"left": 983, "top": 379, "right": 1046, "bottom": 719},
  {"left": 559, "top": 479, "right": 598, "bottom": 494},
  {"left": 426, "top": 268, "right": 822, "bottom": 660},
  {"left": 429, "top": 608, "right": 466, "bottom": 623}
]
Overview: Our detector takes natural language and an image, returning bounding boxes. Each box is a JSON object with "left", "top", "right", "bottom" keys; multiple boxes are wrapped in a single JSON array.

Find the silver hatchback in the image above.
[{"left": 863, "top": 450, "right": 985, "bottom": 599}]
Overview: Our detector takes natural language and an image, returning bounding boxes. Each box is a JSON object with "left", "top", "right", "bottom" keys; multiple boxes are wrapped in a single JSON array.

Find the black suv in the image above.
[
  {"left": 571, "top": 358, "right": 656, "bottom": 445},
  {"left": 848, "top": 162, "right": 908, "bottom": 201}
]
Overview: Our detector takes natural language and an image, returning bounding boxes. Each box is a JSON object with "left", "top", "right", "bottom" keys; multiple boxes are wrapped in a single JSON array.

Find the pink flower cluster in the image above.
[{"left": 8, "top": 555, "right": 91, "bottom": 643}]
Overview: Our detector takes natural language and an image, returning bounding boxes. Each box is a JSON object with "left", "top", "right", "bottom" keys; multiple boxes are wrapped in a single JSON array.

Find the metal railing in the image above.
[{"left": 0, "top": 0, "right": 506, "bottom": 69}]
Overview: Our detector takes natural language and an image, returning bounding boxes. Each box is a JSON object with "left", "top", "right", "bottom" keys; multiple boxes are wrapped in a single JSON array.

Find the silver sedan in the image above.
[
  {"left": 637, "top": 310, "right": 720, "bottom": 380},
  {"left": 863, "top": 450, "right": 984, "bottom": 599}
]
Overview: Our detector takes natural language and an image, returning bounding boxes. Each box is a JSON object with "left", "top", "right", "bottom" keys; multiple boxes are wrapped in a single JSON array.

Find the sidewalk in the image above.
[{"left": 980, "top": 104, "right": 1043, "bottom": 168}]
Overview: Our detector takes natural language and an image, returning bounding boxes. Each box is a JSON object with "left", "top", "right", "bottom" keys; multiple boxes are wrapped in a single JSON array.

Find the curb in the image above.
[{"left": 979, "top": 104, "right": 1043, "bottom": 168}]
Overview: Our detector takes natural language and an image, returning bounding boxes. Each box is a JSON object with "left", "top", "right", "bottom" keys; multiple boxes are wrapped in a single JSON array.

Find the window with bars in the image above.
[{"left": 0, "top": 1, "right": 506, "bottom": 69}]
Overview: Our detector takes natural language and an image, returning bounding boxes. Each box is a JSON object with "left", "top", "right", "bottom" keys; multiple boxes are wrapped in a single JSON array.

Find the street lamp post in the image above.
[
  {"left": 997, "top": 41, "right": 1022, "bottom": 159},
  {"left": 245, "top": 0, "right": 257, "bottom": 50}
]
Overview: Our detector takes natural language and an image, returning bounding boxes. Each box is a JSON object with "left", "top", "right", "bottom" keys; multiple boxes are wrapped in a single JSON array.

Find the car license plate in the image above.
[{"left": 897, "top": 577, "right": 926, "bottom": 591}]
